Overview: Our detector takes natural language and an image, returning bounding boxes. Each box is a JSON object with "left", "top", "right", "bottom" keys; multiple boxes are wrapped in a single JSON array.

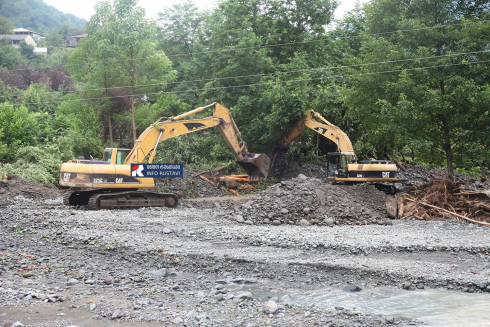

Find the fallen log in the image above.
[
  {"left": 198, "top": 175, "right": 216, "bottom": 187},
  {"left": 385, "top": 152, "right": 406, "bottom": 171},
  {"left": 193, "top": 170, "right": 207, "bottom": 177},
  {"left": 217, "top": 177, "right": 253, "bottom": 183},
  {"left": 404, "top": 197, "right": 490, "bottom": 226}
]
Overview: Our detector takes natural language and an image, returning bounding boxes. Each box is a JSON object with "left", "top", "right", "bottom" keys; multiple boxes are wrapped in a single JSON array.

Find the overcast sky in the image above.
[{"left": 43, "top": 0, "right": 369, "bottom": 21}]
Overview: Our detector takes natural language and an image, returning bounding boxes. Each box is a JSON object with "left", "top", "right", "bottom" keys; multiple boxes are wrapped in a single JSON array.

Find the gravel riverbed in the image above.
[{"left": 1, "top": 195, "right": 490, "bottom": 327}]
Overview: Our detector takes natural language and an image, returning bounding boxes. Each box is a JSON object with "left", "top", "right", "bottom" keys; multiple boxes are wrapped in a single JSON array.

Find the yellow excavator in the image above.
[
  {"left": 59, "top": 102, "right": 270, "bottom": 210},
  {"left": 280, "top": 110, "right": 398, "bottom": 187}
]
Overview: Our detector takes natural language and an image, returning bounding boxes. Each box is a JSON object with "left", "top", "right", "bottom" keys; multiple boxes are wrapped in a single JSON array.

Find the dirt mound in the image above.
[
  {"left": 269, "top": 150, "right": 326, "bottom": 181},
  {"left": 229, "top": 174, "right": 390, "bottom": 226},
  {"left": 0, "top": 175, "right": 62, "bottom": 205}
]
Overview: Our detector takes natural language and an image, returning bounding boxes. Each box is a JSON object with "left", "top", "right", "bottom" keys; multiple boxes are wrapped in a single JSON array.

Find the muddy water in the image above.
[{"left": 245, "top": 285, "right": 490, "bottom": 327}]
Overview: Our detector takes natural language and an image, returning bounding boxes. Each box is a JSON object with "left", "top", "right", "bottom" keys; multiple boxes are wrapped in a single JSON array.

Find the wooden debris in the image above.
[
  {"left": 228, "top": 189, "right": 239, "bottom": 196},
  {"left": 193, "top": 170, "right": 207, "bottom": 178},
  {"left": 397, "top": 178, "right": 490, "bottom": 226},
  {"left": 385, "top": 152, "right": 406, "bottom": 171},
  {"left": 198, "top": 175, "right": 216, "bottom": 187}
]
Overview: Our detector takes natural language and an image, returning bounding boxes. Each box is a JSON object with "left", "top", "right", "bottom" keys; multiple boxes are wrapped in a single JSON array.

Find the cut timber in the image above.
[
  {"left": 193, "top": 170, "right": 207, "bottom": 177},
  {"left": 386, "top": 195, "right": 397, "bottom": 218},
  {"left": 404, "top": 198, "right": 490, "bottom": 226},
  {"left": 385, "top": 152, "right": 406, "bottom": 171},
  {"left": 228, "top": 174, "right": 249, "bottom": 178},
  {"left": 217, "top": 177, "right": 254, "bottom": 183},
  {"left": 228, "top": 189, "right": 239, "bottom": 196},
  {"left": 198, "top": 175, "right": 216, "bottom": 187}
]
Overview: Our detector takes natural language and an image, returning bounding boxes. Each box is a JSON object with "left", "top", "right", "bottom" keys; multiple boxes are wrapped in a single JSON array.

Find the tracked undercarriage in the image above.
[{"left": 63, "top": 189, "right": 178, "bottom": 210}]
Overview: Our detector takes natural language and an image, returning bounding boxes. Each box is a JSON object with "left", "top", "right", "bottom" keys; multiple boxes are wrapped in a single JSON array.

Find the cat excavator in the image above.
[
  {"left": 59, "top": 102, "right": 270, "bottom": 210},
  {"left": 280, "top": 110, "right": 398, "bottom": 189}
]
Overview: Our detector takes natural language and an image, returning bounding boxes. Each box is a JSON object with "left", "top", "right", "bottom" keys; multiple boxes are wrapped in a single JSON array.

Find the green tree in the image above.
[
  {"left": 68, "top": 0, "right": 176, "bottom": 147},
  {"left": 0, "top": 15, "right": 15, "bottom": 34},
  {"left": 0, "top": 41, "right": 22, "bottom": 69},
  {"left": 341, "top": 0, "right": 490, "bottom": 178}
]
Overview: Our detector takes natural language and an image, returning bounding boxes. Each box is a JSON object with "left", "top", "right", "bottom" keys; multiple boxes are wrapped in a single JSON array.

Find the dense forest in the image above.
[
  {"left": 0, "top": 0, "right": 489, "bottom": 184},
  {"left": 0, "top": 0, "right": 85, "bottom": 33}
]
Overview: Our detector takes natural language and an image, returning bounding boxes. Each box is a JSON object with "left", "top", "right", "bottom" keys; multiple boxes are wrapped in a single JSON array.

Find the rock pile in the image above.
[{"left": 230, "top": 174, "right": 389, "bottom": 226}]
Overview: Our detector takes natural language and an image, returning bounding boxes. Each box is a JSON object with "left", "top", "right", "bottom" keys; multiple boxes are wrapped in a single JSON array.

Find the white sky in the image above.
[{"left": 43, "top": 0, "right": 369, "bottom": 21}]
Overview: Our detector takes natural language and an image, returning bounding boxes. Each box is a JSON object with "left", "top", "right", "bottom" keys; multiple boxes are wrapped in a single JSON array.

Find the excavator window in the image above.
[
  {"left": 116, "top": 150, "right": 129, "bottom": 165},
  {"left": 103, "top": 149, "right": 113, "bottom": 163}
]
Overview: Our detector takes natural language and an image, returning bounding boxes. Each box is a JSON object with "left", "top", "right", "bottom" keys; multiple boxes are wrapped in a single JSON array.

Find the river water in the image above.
[{"left": 245, "top": 284, "right": 490, "bottom": 326}]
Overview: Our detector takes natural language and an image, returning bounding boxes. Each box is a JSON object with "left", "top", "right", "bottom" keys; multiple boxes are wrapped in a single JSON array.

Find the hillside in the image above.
[{"left": 0, "top": 0, "right": 85, "bottom": 33}]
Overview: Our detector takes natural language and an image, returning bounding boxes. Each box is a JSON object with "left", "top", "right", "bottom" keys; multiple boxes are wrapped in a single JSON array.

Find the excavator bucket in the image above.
[{"left": 236, "top": 153, "right": 271, "bottom": 179}]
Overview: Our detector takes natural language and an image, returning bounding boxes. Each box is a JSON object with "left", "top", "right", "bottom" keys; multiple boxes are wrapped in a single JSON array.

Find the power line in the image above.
[
  {"left": 8, "top": 19, "right": 489, "bottom": 73},
  {"left": 8, "top": 59, "right": 489, "bottom": 107},
  {"left": 3, "top": 49, "right": 489, "bottom": 99}
]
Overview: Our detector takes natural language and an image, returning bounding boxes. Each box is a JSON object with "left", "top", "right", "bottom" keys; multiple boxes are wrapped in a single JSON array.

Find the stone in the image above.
[
  {"left": 152, "top": 268, "right": 168, "bottom": 278},
  {"left": 162, "top": 228, "right": 173, "bottom": 234},
  {"left": 299, "top": 219, "right": 310, "bottom": 226},
  {"left": 89, "top": 304, "right": 97, "bottom": 311},
  {"left": 402, "top": 282, "right": 412, "bottom": 290},
  {"left": 214, "top": 294, "right": 224, "bottom": 301},
  {"left": 235, "top": 215, "right": 244, "bottom": 223},
  {"left": 335, "top": 306, "right": 344, "bottom": 310},
  {"left": 103, "top": 278, "right": 113, "bottom": 285},
  {"left": 324, "top": 218, "right": 335, "bottom": 226},
  {"left": 343, "top": 285, "right": 362, "bottom": 292},
  {"left": 22, "top": 273, "right": 34, "bottom": 278},
  {"left": 280, "top": 294, "right": 291, "bottom": 302},
  {"left": 111, "top": 310, "right": 122, "bottom": 319},
  {"left": 186, "top": 309, "right": 197, "bottom": 319},
  {"left": 237, "top": 291, "right": 253, "bottom": 300},
  {"left": 272, "top": 220, "right": 281, "bottom": 226},
  {"left": 244, "top": 278, "right": 257, "bottom": 284},
  {"left": 67, "top": 278, "right": 79, "bottom": 286},
  {"left": 172, "top": 317, "right": 183, "bottom": 324},
  {"left": 265, "top": 301, "right": 278, "bottom": 314},
  {"left": 244, "top": 220, "right": 253, "bottom": 225},
  {"left": 10, "top": 323, "right": 25, "bottom": 327},
  {"left": 304, "top": 311, "right": 311, "bottom": 317},
  {"left": 385, "top": 316, "right": 395, "bottom": 324},
  {"left": 280, "top": 208, "right": 289, "bottom": 214}
]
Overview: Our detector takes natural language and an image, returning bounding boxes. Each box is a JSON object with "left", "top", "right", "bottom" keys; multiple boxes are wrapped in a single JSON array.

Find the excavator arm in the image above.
[
  {"left": 280, "top": 110, "right": 356, "bottom": 157},
  {"left": 125, "top": 102, "right": 270, "bottom": 178}
]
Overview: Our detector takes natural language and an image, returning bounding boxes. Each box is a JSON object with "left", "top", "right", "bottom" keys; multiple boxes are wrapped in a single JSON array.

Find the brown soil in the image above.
[{"left": 0, "top": 175, "right": 61, "bottom": 205}]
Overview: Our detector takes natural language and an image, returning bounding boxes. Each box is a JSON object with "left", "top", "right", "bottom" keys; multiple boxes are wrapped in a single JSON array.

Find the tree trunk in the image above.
[
  {"left": 442, "top": 117, "right": 454, "bottom": 181},
  {"left": 108, "top": 113, "right": 113, "bottom": 148},
  {"left": 131, "top": 100, "right": 136, "bottom": 145}
]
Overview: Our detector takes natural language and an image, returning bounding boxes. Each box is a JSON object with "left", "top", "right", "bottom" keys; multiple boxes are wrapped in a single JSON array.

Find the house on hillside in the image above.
[
  {"left": 0, "top": 34, "right": 36, "bottom": 48},
  {"left": 13, "top": 28, "right": 44, "bottom": 42},
  {"left": 66, "top": 34, "right": 88, "bottom": 47}
]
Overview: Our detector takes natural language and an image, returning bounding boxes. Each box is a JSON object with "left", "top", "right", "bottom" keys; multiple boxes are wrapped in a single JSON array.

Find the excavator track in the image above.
[
  {"left": 63, "top": 190, "right": 74, "bottom": 206},
  {"left": 86, "top": 191, "right": 178, "bottom": 210}
]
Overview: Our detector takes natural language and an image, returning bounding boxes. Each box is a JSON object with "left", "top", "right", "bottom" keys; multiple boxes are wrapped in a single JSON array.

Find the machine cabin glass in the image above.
[
  {"left": 327, "top": 153, "right": 352, "bottom": 178},
  {"left": 116, "top": 149, "right": 130, "bottom": 165},
  {"left": 102, "top": 149, "right": 113, "bottom": 163}
]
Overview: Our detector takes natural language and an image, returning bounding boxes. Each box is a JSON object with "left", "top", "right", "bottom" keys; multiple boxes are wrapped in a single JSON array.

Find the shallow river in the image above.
[{"left": 247, "top": 285, "right": 490, "bottom": 326}]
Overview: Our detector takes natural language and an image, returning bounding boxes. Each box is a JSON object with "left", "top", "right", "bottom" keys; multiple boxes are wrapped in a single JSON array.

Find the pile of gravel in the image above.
[{"left": 230, "top": 174, "right": 389, "bottom": 226}]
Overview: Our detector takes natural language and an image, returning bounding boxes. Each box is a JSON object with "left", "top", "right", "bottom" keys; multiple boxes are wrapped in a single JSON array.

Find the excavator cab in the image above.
[
  {"left": 327, "top": 152, "right": 355, "bottom": 179},
  {"left": 102, "top": 148, "right": 131, "bottom": 165}
]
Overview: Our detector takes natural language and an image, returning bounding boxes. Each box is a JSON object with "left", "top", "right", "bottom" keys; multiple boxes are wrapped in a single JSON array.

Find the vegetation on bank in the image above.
[{"left": 0, "top": 0, "right": 489, "bottom": 184}]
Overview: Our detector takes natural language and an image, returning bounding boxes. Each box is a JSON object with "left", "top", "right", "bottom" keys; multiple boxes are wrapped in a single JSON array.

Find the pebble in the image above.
[
  {"left": 67, "top": 278, "right": 79, "bottom": 286},
  {"left": 343, "top": 285, "right": 362, "bottom": 292},
  {"left": 237, "top": 291, "right": 253, "bottom": 300},
  {"left": 265, "top": 300, "right": 278, "bottom": 314}
]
